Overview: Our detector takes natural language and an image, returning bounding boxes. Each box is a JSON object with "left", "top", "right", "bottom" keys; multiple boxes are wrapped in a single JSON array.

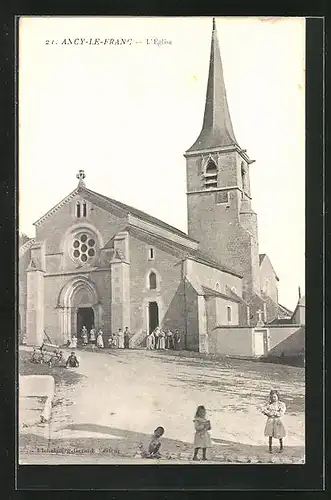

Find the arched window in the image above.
[
  {"left": 215, "top": 282, "right": 220, "bottom": 292},
  {"left": 149, "top": 271, "right": 157, "bottom": 290},
  {"left": 204, "top": 159, "right": 218, "bottom": 189},
  {"left": 82, "top": 201, "right": 87, "bottom": 217},
  {"left": 76, "top": 201, "right": 81, "bottom": 218}
]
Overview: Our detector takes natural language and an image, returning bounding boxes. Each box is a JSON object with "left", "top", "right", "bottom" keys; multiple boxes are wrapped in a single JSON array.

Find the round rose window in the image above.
[{"left": 71, "top": 232, "right": 97, "bottom": 264}]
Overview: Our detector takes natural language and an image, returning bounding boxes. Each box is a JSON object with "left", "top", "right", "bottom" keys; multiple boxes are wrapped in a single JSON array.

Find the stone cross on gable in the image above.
[
  {"left": 256, "top": 309, "right": 264, "bottom": 326},
  {"left": 76, "top": 169, "right": 86, "bottom": 186}
]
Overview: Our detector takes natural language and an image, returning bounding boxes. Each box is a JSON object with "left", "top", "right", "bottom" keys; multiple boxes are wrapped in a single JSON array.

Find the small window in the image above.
[
  {"left": 227, "top": 306, "right": 232, "bottom": 324},
  {"left": 215, "top": 191, "right": 228, "bottom": 204},
  {"left": 82, "top": 201, "right": 87, "bottom": 217},
  {"left": 148, "top": 248, "right": 154, "bottom": 260},
  {"left": 149, "top": 271, "right": 157, "bottom": 290},
  {"left": 215, "top": 283, "right": 220, "bottom": 292},
  {"left": 76, "top": 202, "right": 81, "bottom": 218}
]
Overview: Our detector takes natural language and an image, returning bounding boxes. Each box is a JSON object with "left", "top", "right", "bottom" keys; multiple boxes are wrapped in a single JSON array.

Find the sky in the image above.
[{"left": 19, "top": 16, "right": 305, "bottom": 310}]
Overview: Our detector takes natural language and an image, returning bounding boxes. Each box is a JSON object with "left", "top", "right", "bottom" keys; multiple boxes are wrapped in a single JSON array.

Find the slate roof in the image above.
[
  {"left": 202, "top": 286, "right": 243, "bottom": 303},
  {"left": 124, "top": 224, "right": 242, "bottom": 278},
  {"left": 186, "top": 18, "right": 238, "bottom": 152},
  {"left": 30, "top": 182, "right": 242, "bottom": 278},
  {"left": 85, "top": 187, "right": 197, "bottom": 241}
]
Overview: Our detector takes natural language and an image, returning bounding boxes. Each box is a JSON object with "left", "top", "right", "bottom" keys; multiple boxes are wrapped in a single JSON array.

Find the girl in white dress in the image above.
[
  {"left": 96, "top": 329, "right": 104, "bottom": 348},
  {"left": 159, "top": 329, "right": 166, "bottom": 350},
  {"left": 146, "top": 331, "right": 155, "bottom": 350},
  {"left": 118, "top": 328, "right": 124, "bottom": 349},
  {"left": 192, "top": 405, "right": 211, "bottom": 461},
  {"left": 69, "top": 335, "right": 77, "bottom": 349},
  {"left": 262, "top": 389, "right": 286, "bottom": 453},
  {"left": 89, "top": 327, "right": 96, "bottom": 344}
]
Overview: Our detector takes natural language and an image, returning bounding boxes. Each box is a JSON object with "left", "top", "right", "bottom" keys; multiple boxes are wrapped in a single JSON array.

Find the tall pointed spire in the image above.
[{"left": 187, "top": 18, "right": 238, "bottom": 152}]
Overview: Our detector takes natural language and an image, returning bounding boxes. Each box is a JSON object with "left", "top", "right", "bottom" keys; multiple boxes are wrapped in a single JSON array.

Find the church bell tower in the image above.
[{"left": 185, "top": 18, "right": 261, "bottom": 301}]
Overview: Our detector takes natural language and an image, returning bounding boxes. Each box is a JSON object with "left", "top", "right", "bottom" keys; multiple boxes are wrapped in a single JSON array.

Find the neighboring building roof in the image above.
[
  {"left": 268, "top": 317, "right": 294, "bottom": 325},
  {"left": 186, "top": 19, "right": 239, "bottom": 153},
  {"left": 278, "top": 303, "right": 293, "bottom": 318},
  {"left": 266, "top": 301, "right": 294, "bottom": 325}
]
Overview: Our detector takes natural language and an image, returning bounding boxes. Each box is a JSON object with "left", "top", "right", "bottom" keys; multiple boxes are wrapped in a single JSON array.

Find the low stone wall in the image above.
[
  {"left": 19, "top": 375, "right": 55, "bottom": 428},
  {"left": 209, "top": 326, "right": 254, "bottom": 356},
  {"left": 208, "top": 324, "right": 305, "bottom": 362}
]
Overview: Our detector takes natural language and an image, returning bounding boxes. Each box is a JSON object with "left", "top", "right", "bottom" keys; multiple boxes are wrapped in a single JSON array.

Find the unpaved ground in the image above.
[{"left": 19, "top": 347, "right": 305, "bottom": 464}]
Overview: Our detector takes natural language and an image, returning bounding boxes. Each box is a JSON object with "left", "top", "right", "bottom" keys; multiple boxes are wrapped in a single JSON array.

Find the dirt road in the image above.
[{"left": 19, "top": 347, "right": 305, "bottom": 463}]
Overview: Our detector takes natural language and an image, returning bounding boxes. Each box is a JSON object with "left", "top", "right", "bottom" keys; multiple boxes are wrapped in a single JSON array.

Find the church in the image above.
[{"left": 19, "top": 19, "right": 305, "bottom": 357}]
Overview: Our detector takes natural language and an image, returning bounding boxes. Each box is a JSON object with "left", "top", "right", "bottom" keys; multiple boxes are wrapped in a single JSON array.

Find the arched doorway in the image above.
[
  {"left": 58, "top": 275, "right": 101, "bottom": 344},
  {"left": 148, "top": 301, "right": 159, "bottom": 333}
]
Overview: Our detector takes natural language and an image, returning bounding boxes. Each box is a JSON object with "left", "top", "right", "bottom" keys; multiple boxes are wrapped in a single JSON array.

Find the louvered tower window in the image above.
[{"left": 204, "top": 160, "right": 218, "bottom": 189}]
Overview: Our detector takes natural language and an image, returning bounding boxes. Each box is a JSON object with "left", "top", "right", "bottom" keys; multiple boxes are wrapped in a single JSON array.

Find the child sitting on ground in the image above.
[
  {"left": 139, "top": 426, "right": 165, "bottom": 458},
  {"left": 65, "top": 351, "right": 80, "bottom": 368}
]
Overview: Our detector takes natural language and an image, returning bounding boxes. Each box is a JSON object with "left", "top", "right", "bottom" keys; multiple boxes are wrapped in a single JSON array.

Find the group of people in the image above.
[
  {"left": 71, "top": 326, "right": 105, "bottom": 349},
  {"left": 146, "top": 327, "right": 181, "bottom": 350},
  {"left": 107, "top": 327, "right": 131, "bottom": 349},
  {"left": 140, "top": 391, "right": 287, "bottom": 461},
  {"left": 30, "top": 347, "right": 79, "bottom": 369},
  {"left": 67, "top": 326, "right": 131, "bottom": 350},
  {"left": 68, "top": 325, "right": 182, "bottom": 351}
]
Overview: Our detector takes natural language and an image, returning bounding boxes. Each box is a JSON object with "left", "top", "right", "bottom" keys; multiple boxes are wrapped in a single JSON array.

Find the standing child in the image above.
[
  {"left": 96, "top": 329, "right": 104, "bottom": 348},
  {"left": 193, "top": 405, "right": 211, "bottom": 461},
  {"left": 89, "top": 326, "right": 96, "bottom": 345},
  {"left": 262, "top": 389, "right": 286, "bottom": 453}
]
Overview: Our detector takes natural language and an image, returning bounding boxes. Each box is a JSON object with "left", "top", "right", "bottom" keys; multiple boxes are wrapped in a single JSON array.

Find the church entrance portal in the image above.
[
  {"left": 148, "top": 301, "right": 159, "bottom": 333},
  {"left": 77, "top": 307, "right": 94, "bottom": 339}
]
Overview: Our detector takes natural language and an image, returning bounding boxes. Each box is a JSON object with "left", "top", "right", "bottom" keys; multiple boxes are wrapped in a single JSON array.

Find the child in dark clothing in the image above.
[
  {"left": 139, "top": 426, "right": 165, "bottom": 458},
  {"left": 65, "top": 352, "right": 80, "bottom": 368}
]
